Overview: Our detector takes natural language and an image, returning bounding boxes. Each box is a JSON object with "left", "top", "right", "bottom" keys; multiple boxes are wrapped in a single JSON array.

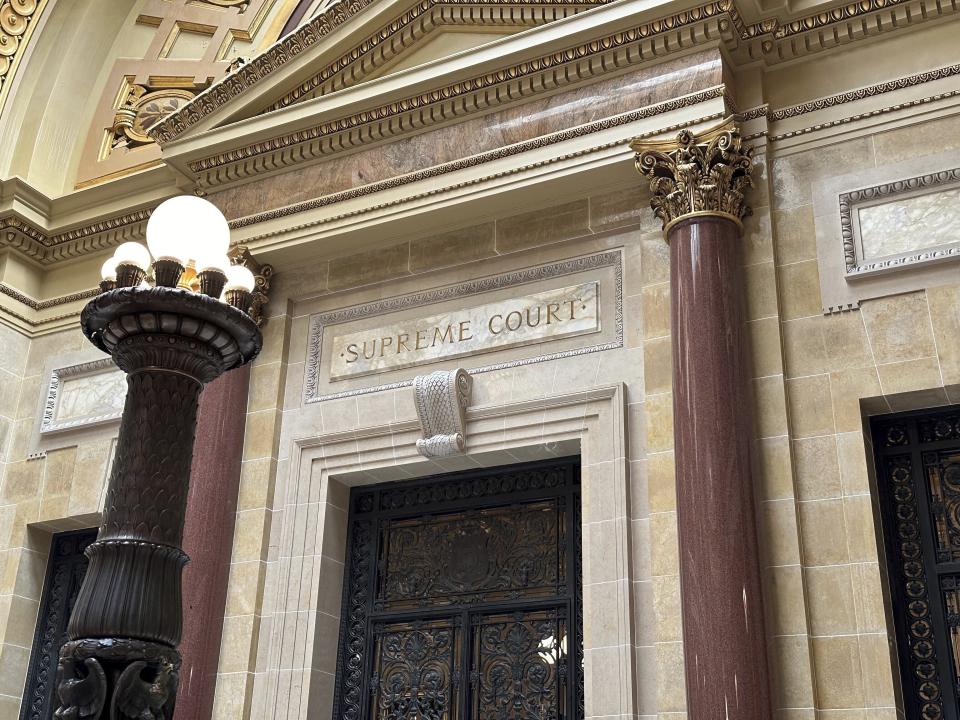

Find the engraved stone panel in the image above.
[
  {"left": 41, "top": 359, "right": 126, "bottom": 434},
  {"left": 813, "top": 152, "right": 960, "bottom": 313},
  {"left": 304, "top": 250, "right": 622, "bottom": 403},
  {"left": 330, "top": 282, "right": 598, "bottom": 379}
]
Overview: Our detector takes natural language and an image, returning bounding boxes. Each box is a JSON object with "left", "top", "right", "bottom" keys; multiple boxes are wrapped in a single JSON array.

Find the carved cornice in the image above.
[
  {"left": 0, "top": 0, "right": 49, "bottom": 114},
  {"left": 768, "top": 87, "right": 960, "bottom": 141},
  {"left": 148, "top": 0, "right": 957, "bottom": 146},
  {"left": 631, "top": 119, "right": 754, "bottom": 233},
  {"left": 0, "top": 210, "right": 151, "bottom": 264},
  {"left": 0, "top": 283, "right": 98, "bottom": 310},
  {"left": 771, "top": 62, "right": 960, "bottom": 121},
  {"left": 262, "top": 0, "right": 605, "bottom": 112},
  {"left": 184, "top": 11, "right": 733, "bottom": 181}
]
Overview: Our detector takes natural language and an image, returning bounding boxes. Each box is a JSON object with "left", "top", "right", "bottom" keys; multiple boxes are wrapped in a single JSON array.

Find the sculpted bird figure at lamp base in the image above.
[{"left": 54, "top": 197, "right": 262, "bottom": 720}]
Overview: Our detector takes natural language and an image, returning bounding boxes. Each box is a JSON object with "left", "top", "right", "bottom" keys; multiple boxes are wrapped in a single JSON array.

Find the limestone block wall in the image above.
[
  {"left": 763, "top": 113, "right": 960, "bottom": 717},
  {"left": 208, "top": 183, "right": 659, "bottom": 719},
  {"left": 0, "top": 326, "right": 114, "bottom": 716},
  {"left": 210, "top": 114, "right": 960, "bottom": 720}
]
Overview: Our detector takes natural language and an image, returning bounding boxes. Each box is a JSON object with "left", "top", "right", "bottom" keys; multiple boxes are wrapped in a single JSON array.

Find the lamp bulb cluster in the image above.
[{"left": 98, "top": 196, "right": 258, "bottom": 314}]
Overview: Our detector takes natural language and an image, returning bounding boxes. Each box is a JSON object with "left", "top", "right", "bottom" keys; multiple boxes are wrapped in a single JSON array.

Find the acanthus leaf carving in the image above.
[{"left": 631, "top": 118, "right": 754, "bottom": 233}]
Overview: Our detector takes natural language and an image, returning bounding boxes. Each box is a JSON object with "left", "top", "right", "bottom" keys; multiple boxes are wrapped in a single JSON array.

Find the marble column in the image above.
[
  {"left": 175, "top": 363, "right": 252, "bottom": 720},
  {"left": 631, "top": 122, "right": 773, "bottom": 719}
]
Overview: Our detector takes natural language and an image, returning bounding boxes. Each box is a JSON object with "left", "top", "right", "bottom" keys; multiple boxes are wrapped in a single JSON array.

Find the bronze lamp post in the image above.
[{"left": 55, "top": 197, "right": 262, "bottom": 720}]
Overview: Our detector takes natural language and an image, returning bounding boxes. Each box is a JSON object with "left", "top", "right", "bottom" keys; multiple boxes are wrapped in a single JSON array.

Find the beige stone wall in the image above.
[
  {"left": 0, "top": 108, "right": 958, "bottom": 720},
  {"left": 209, "top": 117, "right": 960, "bottom": 720},
  {"left": 0, "top": 326, "right": 114, "bottom": 716},
  {"left": 762, "top": 116, "right": 960, "bottom": 718},
  {"left": 206, "top": 183, "right": 658, "bottom": 718}
]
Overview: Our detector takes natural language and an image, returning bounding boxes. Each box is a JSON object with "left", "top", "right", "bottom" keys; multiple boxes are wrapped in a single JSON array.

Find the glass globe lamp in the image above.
[
  {"left": 113, "top": 242, "right": 151, "bottom": 287},
  {"left": 195, "top": 252, "right": 231, "bottom": 299},
  {"left": 99, "top": 256, "right": 117, "bottom": 292},
  {"left": 222, "top": 264, "right": 256, "bottom": 313},
  {"left": 147, "top": 196, "right": 232, "bottom": 288}
]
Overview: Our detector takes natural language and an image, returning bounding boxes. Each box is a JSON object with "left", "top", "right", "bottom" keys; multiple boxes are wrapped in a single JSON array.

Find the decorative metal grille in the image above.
[
  {"left": 19, "top": 529, "right": 97, "bottom": 720},
  {"left": 874, "top": 409, "right": 960, "bottom": 720},
  {"left": 332, "top": 458, "right": 582, "bottom": 720}
]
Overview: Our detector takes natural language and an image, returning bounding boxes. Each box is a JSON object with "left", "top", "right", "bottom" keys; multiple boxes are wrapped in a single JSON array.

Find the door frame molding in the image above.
[{"left": 251, "top": 383, "right": 637, "bottom": 719}]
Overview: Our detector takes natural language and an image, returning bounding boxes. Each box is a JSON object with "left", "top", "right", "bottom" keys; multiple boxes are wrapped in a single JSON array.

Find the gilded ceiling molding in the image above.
[
  {"left": 228, "top": 87, "right": 727, "bottom": 230},
  {"left": 262, "top": 0, "right": 604, "bottom": 112},
  {"left": 148, "top": 0, "right": 956, "bottom": 144},
  {"left": 0, "top": 0, "right": 49, "bottom": 114},
  {"left": 630, "top": 120, "right": 754, "bottom": 233}
]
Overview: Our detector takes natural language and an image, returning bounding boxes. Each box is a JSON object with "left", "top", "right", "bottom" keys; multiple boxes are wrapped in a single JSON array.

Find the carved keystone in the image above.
[{"left": 413, "top": 368, "right": 472, "bottom": 458}]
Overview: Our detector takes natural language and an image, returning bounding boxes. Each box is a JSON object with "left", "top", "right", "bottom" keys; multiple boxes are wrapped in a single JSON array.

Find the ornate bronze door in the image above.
[
  {"left": 332, "top": 458, "right": 583, "bottom": 720},
  {"left": 19, "top": 529, "right": 97, "bottom": 720},
  {"left": 874, "top": 408, "right": 960, "bottom": 720}
]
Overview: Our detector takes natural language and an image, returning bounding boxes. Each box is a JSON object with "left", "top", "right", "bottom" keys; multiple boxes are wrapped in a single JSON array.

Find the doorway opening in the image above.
[{"left": 330, "top": 457, "right": 583, "bottom": 720}]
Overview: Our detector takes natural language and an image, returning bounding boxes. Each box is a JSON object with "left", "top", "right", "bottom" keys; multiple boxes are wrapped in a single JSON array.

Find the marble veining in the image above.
[
  {"left": 212, "top": 51, "right": 722, "bottom": 219},
  {"left": 858, "top": 186, "right": 960, "bottom": 260}
]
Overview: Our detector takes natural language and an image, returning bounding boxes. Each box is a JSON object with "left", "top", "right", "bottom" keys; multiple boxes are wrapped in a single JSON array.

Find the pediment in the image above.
[{"left": 149, "top": 0, "right": 607, "bottom": 145}]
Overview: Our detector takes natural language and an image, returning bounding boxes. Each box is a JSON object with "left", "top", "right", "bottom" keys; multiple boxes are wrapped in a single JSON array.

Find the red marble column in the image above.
[
  {"left": 175, "top": 363, "right": 252, "bottom": 720},
  {"left": 669, "top": 215, "right": 772, "bottom": 719}
]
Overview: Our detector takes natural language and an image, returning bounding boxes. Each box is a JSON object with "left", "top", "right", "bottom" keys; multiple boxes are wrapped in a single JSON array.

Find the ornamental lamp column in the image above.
[
  {"left": 55, "top": 196, "right": 262, "bottom": 720},
  {"left": 630, "top": 121, "right": 774, "bottom": 719}
]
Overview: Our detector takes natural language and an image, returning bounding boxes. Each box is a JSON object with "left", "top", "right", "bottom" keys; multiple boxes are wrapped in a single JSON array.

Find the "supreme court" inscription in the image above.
[{"left": 329, "top": 282, "right": 599, "bottom": 379}]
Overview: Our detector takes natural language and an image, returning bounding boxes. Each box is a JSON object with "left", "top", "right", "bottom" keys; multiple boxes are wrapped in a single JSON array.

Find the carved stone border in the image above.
[
  {"left": 839, "top": 167, "right": 960, "bottom": 275},
  {"left": 40, "top": 358, "right": 124, "bottom": 434},
  {"left": 303, "top": 250, "right": 623, "bottom": 402},
  {"left": 0, "top": 283, "right": 99, "bottom": 310}
]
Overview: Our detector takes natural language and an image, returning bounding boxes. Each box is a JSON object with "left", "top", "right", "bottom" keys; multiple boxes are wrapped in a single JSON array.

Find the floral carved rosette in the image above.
[{"left": 0, "top": 0, "right": 42, "bottom": 93}]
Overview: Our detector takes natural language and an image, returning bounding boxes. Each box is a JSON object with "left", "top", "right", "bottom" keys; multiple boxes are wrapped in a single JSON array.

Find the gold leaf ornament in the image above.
[{"left": 631, "top": 119, "right": 754, "bottom": 233}]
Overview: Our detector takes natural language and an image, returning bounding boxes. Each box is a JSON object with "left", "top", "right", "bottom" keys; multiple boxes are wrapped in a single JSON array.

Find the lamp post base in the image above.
[{"left": 56, "top": 639, "right": 180, "bottom": 720}]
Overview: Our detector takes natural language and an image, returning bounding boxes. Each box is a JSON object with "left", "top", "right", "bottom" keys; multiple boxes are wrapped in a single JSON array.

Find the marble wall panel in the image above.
[{"left": 209, "top": 50, "right": 722, "bottom": 220}]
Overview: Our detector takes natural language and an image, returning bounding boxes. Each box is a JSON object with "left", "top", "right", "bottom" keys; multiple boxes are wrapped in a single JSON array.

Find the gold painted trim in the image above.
[
  {"left": 0, "top": 0, "right": 50, "bottom": 116},
  {"left": 73, "top": 159, "right": 165, "bottom": 190},
  {"left": 664, "top": 210, "right": 743, "bottom": 235}
]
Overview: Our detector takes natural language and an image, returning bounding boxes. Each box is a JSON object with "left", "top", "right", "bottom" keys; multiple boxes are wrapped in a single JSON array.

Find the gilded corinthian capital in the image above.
[{"left": 630, "top": 120, "right": 754, "bottom": 233}]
